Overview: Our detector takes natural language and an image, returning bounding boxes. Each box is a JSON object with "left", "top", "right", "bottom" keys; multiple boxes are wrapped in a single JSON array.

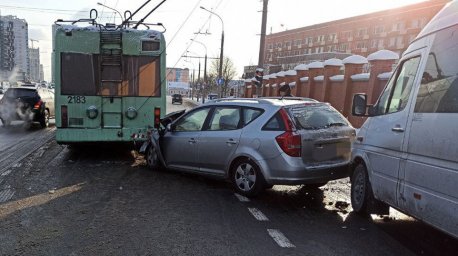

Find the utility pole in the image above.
[{"left": 257, "top": 0, "right": 268, "bottom": 97}]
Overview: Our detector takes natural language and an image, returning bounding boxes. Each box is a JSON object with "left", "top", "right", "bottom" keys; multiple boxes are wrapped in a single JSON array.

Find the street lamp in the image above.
[
  {"left": 190, "top": 39, "right": 207, "bottom": 103},
  {"left": 200, "top": 6, "right": 224, "bottom": 98}
]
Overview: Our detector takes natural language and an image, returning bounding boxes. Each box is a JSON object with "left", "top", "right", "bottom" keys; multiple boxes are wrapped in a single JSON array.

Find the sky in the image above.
[{"left": 0, "top": 0, "right": 428, "bottom": 81}]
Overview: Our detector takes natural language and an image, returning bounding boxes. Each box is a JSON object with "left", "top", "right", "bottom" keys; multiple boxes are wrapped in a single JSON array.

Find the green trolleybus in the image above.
[{"left": 53, "top": 5, "right": 166, "bottom": 144}]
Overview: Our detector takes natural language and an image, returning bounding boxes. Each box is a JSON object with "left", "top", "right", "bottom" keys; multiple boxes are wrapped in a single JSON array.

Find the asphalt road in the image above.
[{"left": 0, "top": 96, "right": 456, "bottom": 255}]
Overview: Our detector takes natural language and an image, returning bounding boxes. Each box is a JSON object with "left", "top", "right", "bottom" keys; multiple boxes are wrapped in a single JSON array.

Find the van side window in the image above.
[
  {"left": 414, "top": 25, "right": 458, "bottom": 113},
  {"left": 375, "top": 56, "right": 421, "bottom": 115}
]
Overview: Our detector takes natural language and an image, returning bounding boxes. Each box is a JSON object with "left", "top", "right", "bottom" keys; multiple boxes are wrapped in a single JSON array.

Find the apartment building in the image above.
[
  {"left": 0, "top": 15, "right": 29, "bottom": 81},
  {"left": 263, "top": 0, "right": 448, "bottom": 71}
]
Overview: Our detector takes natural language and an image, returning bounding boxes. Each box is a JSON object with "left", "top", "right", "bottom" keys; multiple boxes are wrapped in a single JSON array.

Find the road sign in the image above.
[{"left": 217, "top": 78, "right": 224, "bottom": 85}]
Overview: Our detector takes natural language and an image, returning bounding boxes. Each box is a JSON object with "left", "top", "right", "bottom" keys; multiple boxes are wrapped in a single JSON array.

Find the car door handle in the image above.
[
  {"left": 188, "top": 138, "right": 197, "bottom": 144},
  {"left": 226, "top": 139, "right": 238, "bottom": 145},
  {"left": 391, "top": 126, "right": 405, "bottom": 133}
]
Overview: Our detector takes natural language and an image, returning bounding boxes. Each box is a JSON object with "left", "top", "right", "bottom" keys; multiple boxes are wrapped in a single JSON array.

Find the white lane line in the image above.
[
  {"left": 267, "top": 229, "right": 295, "bottom": 248},
  {"left": 0, "top": 189, "right": 15, "bottom": 203},
  {"left": 248, "top": 207, "right": 269, "bottom": 221},
  {"left": 234, "top": 193, "right": 250, "bottom": 202}
]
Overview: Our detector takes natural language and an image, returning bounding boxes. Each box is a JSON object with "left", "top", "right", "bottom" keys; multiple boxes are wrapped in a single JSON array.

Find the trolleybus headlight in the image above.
[
  {"left": 125, "top": 107, "right": 138, "bottom": 120},
  {"left": 86, "top": 105, "right": 98, "bottom": 119}
]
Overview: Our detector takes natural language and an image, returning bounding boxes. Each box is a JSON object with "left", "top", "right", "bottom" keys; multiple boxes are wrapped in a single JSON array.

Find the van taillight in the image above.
[
  {"left": 61, "top": 105, "right": 68, "bottom": 128},
  {"left": 154, "top": 107, "right": 161, "bottom": 129},
  {"left": 276, "top": 108, "right": 301, "bottom": 156},
  {"left": 33, "top": 100, "right": 43, "bottom": 110}
]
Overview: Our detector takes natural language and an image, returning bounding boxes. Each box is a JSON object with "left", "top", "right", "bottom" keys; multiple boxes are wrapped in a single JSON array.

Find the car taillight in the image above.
[
  {"left": 154, "top": 107, "right": 161, "bottom": 129},
  {"left": 276, "top": 131, "right": 301, "bottom": 157},
  {"left": 275, "top": 108, "right": 301, "bottom": 157},
  {"left": 33, "top": 100, "right": 43, "bottom": 110},
  {"left": 61, "top": 105, "right": 68, "bottom": 128}
]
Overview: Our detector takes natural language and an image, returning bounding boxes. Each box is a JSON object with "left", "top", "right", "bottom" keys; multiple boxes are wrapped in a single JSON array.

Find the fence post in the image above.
[
  {"left": 342, "top": 55, "right": 368, "bottom": 117},
  {"left": 306, "top": 61, "right": 324, "bottom": 99},
  {"left": 323, "top": 58, "right": 343, "bottom": 103},
  {"left": 294, "top": 64, "right": 308, "bottom": 97}
]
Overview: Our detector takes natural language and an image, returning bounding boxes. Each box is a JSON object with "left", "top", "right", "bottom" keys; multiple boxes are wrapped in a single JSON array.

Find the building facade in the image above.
[
  {"left": 0, "top": 15, "right": 29, "bottom": 82},
  {"left": 29, "top": 47, "right": 40, "bottom": 82},
  {"left": 166, "top": 68, "right": 190, "bottom": 83},
  {"left": 263, "top": 0, "right": 448, "bottom": 72},
  {"left": 166, "top": 68, "right": 190, "bottom": 96}
]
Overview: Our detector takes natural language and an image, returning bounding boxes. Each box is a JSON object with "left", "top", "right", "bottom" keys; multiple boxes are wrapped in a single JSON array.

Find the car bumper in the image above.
[{"left": 257, "top": 153, "right": 351, "bottom": 185}]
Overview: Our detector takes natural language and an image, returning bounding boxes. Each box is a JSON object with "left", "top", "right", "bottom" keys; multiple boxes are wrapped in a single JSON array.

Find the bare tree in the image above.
[{"left": 209, "top": 56, "right": 237, "bottom": 97}]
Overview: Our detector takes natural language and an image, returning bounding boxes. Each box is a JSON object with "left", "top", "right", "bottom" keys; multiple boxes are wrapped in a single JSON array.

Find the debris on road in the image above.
[{"left": 131, "top": 150, "right": 146, "bottom": 167}]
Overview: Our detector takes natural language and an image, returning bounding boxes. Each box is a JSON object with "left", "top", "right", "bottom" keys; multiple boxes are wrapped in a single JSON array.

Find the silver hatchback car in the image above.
[{"left": 143, "top": 97, "right": 356, "bottom": 196}]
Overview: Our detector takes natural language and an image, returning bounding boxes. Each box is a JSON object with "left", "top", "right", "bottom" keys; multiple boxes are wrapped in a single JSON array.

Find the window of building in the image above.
[
  {"left": 357, "top": 28, "right": 367, "bottom": 37},
  {"left": 389, "top": 37, "right": 396, "bottom": 47},
  {"left": 374, "top": 26, "right": 384, "bottom": 34},
  {"left": 378, "top": 39, "right": 385, "bottom": 48},
  {"left": 341, "top": 31, "right": 352, "bottom": 39},
  {"left": 410, "top": 19, "right": 419, "bottom": 29},
  {"left": 392, "top": 21, "right": 405, "bottom": 31}
]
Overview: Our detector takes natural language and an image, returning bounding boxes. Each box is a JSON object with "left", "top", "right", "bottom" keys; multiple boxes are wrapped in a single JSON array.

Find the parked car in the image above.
[
  {"left": 350, "top": 0, "right": 458, "bottom": 239},
  {"left": 172, "top": 94, "right": 183, "bottom": 104},
  {"left": 207, "top": 93, "right": 218, "bottom": 100},
  {"left": 0, "top": 85, "right": 55, "bottom": 128},
  {"left": 142, "top": 97, "right": 355, "bottom": 196}
]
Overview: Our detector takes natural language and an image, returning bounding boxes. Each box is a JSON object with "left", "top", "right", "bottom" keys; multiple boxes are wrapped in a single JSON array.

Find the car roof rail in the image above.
[{"left": 211, "top": 97, "right": 318, "bottom": 104}]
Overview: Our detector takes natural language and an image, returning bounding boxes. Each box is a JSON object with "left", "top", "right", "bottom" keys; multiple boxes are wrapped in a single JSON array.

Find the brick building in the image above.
[{"left": 263, "top": 0, "right": 449, "bottom": 72}]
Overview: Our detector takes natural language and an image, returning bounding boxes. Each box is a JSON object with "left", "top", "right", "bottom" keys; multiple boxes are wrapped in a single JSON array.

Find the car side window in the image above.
[
  {"left": 243, "top": 108, "right": 263, "bottom": 126},
  {"left": 415, "top": 25, "right": 458, "bottom": 113},
  {"left": 208, "top": 107, "right": 241, "bottom": 131},
  {"left": 375, "top": 56, "right": 421, "bottom": 115},
  {"left": 174, "top": 108, "right": 210, "bottom": 132},
  {"left": 262, "top": 112, "right": 285, "bottom": 131}
]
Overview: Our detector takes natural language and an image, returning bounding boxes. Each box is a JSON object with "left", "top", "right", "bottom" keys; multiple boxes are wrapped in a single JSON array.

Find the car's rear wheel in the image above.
[
  {"left": 231, "top": 158, "right": 266, "bottom": 197},
  {"left": 40, "top": 109, "right": 50, "bottom": 128}
]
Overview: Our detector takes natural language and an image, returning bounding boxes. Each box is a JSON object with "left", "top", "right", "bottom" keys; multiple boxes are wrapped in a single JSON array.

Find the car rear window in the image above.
[
  {"left": 5, "top": 88, "right": 38, "bottom": 98},
  {"left": 288, "top": 103, "right": 349, "bottom": 130}
]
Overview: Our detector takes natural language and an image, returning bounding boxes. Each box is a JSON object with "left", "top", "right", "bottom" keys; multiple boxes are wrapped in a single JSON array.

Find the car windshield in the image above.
[
  {"left": 5, "top": 88, "right": 38, "bottom": 98},
  {"left": 288, "top": 103, "right": 349, "bottom": 130}
]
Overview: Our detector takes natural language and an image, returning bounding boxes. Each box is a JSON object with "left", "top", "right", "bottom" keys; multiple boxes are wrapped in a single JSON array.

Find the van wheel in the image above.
[
  {"left": 231, "top": 159, "right": 266, "bottom": 197},
  {"left": 146, "top": 145, "right": 160, "bottom": 170},
  {"left": 351, "top": 164, "right": 372, "bottom": 213}
]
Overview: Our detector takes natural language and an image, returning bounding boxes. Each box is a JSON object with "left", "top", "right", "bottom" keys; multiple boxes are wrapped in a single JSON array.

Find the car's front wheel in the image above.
[
  {"left": 146, "top": 145, "right": 161, "bottom": 170},
  {"left": 231, "top": 158, "right": 266, "bottom": 197}
]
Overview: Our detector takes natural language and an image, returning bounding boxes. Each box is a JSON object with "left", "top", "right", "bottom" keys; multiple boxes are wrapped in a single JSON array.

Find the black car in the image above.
[
  {"left": 172, "top": 94, "right": 183, "bottom": 104},
  {"left": 0, "top": 86, "right": 55, "bottom": 128}
]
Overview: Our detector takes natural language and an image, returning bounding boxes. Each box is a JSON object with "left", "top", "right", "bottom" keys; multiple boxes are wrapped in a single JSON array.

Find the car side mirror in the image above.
[
  {"left": 352, "top": 94, "right": 368, "bottom": 116},
  {"left": 167, "top": 123, "right": 173, "bottom": 131}
]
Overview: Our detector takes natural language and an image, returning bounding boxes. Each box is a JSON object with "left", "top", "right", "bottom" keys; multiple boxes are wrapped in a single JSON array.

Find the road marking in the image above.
[
  {"left": 234, "top": 193, "right": 250, "bottom": 202},
  {"left": 267, "top": 229, "right": 295, "bottom": 248},
  {"left": 248, "top": 207, "right": 269, "bottom": 221},
  {"left": 0, "top": 189, "right": 15, "bottom": 203}
]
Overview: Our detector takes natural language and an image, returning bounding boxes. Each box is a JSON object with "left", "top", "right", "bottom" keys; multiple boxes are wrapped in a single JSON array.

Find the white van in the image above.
[{"left": 351, "top": 1, "right": 458, "bottom": 239}]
